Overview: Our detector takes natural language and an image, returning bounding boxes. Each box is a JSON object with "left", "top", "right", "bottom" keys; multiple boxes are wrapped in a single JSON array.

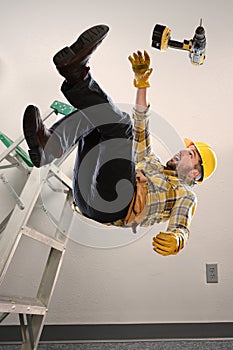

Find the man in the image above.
[{"left": 22, "top": 24, "right": 217, "bottom": 256}]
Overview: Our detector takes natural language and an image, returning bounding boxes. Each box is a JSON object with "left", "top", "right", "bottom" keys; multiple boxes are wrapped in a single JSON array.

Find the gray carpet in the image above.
[{"left": 0, "top": 340, "right": 233, "bottom": 350}]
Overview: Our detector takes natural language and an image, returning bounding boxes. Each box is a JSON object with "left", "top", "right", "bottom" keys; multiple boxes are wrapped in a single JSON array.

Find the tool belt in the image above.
[{"left": 122, "top": 170, "right": 148, "bottom": 232}]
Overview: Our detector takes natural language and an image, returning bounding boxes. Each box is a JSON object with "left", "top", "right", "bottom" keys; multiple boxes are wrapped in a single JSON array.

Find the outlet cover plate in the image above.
[{"left": 206, "top": 263, "right": 218, "bottom": 283}]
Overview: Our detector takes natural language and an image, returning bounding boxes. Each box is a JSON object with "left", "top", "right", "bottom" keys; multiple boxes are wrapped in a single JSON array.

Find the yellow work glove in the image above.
[
  {"left": 152, "top": 231, "right": 187, "bottom": 256},
  {"left": 128, "top": 50, "right": 153, "bottom": 88}
]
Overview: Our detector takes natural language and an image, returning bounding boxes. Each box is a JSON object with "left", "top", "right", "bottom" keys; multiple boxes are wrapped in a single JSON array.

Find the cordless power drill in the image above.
[{"left": 151, "top": 19, "right": 206, "bottom": 65}]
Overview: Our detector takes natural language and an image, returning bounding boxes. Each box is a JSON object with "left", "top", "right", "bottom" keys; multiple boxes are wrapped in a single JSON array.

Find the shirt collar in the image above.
[{"left": 164, "top": 168, "right": 195, "bottom": 187}]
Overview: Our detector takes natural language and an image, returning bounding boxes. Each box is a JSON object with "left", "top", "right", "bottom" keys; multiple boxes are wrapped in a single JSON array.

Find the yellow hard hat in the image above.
[{"left": 184, "top": 138, "right": 217, "bottom": 183}]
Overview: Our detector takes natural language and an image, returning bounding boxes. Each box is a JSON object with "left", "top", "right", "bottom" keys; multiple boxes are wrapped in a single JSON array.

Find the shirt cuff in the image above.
[{"left": 133, "top": 104, "right": 150, "bottom": 119}]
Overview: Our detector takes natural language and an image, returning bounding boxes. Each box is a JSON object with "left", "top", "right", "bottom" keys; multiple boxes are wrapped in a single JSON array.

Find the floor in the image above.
[{"left": 0, "top": 340, "right": 233, "bottom": 350}]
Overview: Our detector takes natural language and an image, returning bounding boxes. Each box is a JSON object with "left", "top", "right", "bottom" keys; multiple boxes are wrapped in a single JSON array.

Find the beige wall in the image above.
[{"left": 0, "top": 0, "right": 233, "bottom": 324}]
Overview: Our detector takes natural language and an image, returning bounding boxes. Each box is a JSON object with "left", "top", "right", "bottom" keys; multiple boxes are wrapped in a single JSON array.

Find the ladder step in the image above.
[
  {"left": 22, "top": 226, "right": 66, "bottom": 251},
  {"left": 0, "top": 295, "right": 47, "bottom": 315}
]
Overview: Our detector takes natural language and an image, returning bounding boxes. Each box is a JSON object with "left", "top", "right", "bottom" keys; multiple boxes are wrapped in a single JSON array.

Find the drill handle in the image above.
[{"left": 168, "top": 39, "right": 192, "bottom": 52}]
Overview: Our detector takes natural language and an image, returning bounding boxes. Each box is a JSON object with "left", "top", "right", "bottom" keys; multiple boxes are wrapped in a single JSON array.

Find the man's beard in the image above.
[
  {"left": 166, "top": 159, "right": 193, "bottom": 180},
  {"left": 165, "top": 159, "right": 177, "bottom": 171}
]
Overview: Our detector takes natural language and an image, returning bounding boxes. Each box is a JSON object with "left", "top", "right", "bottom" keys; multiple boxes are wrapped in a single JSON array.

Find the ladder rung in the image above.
[
  {"left": 49, "top": 163, "right": 73, "bottom": 189},
  {"left": 22, "top": 226, "right": 66, "bottom": 251},
  {"left": 0, "top": 295, "right": 47, "bottom": 315}
]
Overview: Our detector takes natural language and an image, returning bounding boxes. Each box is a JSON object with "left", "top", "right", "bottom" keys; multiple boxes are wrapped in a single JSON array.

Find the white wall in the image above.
[{"left": 0, "top": 0, "right": 233, "bottom": 325}]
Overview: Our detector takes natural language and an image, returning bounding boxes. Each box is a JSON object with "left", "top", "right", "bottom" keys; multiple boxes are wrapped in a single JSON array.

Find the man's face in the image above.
[{"left": 166, "top": 145, "right": 201, "bottom": 180}]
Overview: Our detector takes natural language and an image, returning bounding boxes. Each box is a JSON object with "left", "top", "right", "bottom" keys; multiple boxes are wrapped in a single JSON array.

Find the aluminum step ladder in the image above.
[{"left": 0, "top": 101, "right": 76, "bottom": 349}]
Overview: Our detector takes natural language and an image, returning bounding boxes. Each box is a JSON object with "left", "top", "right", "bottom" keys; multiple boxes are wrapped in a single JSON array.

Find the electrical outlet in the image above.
[{"left": 206, "top": 263, "right": 218, "bottom": 283}]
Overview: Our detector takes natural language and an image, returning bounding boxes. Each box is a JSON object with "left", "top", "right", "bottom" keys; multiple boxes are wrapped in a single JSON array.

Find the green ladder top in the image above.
[
  {"left": 0, "top": 100, "right": 76, "bottom": 168},
  {"left": 50, "top": 100, "right": 77, "bottom": 115}
]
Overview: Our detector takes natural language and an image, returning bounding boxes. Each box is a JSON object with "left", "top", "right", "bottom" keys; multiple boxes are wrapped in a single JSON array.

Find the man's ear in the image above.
[{"left": 189, "top": 168, "right": 200, "bottom": 180}]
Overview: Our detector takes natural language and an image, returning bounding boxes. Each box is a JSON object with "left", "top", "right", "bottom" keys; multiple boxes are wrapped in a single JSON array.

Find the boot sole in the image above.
[
  {"left": 53, "top": 24, "right": 109, "bottom": 69},
  {"left": 23, "top": 105, "right": 40, "bottom": 149},
  {"left": 23, "top": 105, "right": 42, "bottom": 167}
]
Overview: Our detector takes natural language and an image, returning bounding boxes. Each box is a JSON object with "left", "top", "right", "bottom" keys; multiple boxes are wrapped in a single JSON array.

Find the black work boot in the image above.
[
  {"left": 23, "top": 105, "right": 61, "bottom": 167},
  {"left": 53, "top": 24, "right": 109, "bottom": 83}
]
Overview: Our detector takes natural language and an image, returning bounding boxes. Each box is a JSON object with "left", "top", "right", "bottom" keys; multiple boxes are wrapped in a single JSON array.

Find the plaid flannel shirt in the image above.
[{"left": 132, "top": 108, "right": 197, "bottom": 241}]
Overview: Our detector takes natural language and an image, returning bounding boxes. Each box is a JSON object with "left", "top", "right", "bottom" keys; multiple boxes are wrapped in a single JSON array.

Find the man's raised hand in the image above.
[{"left": 128, "top": 50, "right": 153, "bottom": 88}]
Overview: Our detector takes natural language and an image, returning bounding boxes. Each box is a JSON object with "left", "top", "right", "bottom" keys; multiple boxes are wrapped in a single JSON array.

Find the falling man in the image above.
[{"left": 22, "top": 25, "right": 217, "bottom": 256}]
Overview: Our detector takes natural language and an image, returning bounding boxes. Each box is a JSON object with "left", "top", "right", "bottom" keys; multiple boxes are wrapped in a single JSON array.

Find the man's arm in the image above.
[
  {"left": 135, "top": 88, "right": 148, "bottom": 112},
  {"left": 152, "top": 192, "right": 197, "bottom": 256},
  {"left": 128, "top": 50, "right": 153, "bottom": 163},
  {"left": 132, "top": 90, "right": 152, "bottom": 164}
]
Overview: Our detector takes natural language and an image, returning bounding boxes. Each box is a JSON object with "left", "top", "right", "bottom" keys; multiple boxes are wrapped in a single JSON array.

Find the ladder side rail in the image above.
[
  {"left": 26, "top": 191, "right": 73, "bottom": 349},
  {"left": 26, "top": 314, "right": 35, "bottom": 350},
  {"left": 0, "top": 166, "right": 51, "bottom": 284},
  {"left": 19, "top": 314, "right": 27, "bottom": 344},
  {"left": 37, "top": 190, "right": 73, "bottom": 306},
  {"left": 21, "top": 314, "right": 43, "bottom": 350}
]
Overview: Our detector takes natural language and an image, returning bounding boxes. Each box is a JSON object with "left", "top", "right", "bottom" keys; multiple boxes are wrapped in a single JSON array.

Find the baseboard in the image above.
[{"left": 0, "top": 323, "right": 233, "bottom": 343}]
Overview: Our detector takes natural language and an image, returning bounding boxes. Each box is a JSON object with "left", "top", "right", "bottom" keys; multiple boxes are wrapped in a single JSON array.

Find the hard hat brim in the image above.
[{"left": 184, "top": 137, "right": 204, "bottom": 183}]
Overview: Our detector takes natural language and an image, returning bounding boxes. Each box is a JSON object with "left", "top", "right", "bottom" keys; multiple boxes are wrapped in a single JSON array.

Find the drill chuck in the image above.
[{"left": 189, "top": 24, "right": 206, "bottom": 65}]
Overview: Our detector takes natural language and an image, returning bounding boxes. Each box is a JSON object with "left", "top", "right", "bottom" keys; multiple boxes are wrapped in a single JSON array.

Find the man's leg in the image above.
[
  {"left": 53, "top": 24, "right": 109, "bottom": 84},
  {"left": 23, "top": 24, "right": 110, "bottom": 168},
  {"left": 23, "top": 24, "right": 136, "bottom": 223},
  {"left": 50, "top": 72, "right": 136, "bottom": 223},
  {"left": 52, "top": 25, "right": 136, "bottom": 223}
]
